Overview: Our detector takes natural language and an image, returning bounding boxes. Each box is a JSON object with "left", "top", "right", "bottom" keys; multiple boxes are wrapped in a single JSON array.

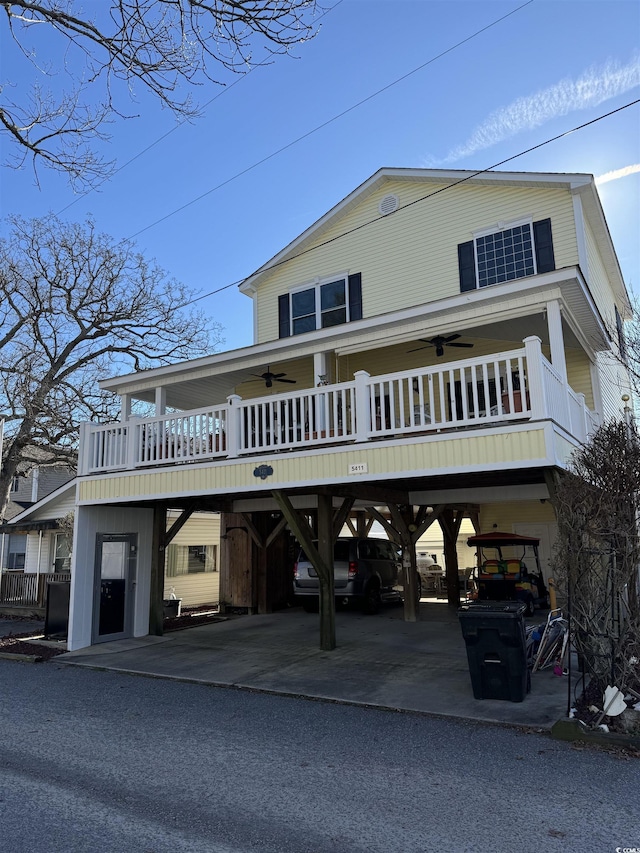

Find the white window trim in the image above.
[
  {"left": 472, "top": 217, "right": 537, "bottom": 289},
  {"left": 289, "top": 271, "right": 350, "bottom": 335},
  {"left": 472, "top": 215, "right": 533, "bottom": 239}
]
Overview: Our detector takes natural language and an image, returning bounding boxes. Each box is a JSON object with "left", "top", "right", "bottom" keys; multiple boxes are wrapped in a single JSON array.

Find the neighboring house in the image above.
[
  {"left": 0, "top": 481, "right": 220, "bottom": 610},
  {"left": 68, "top": 168, "right": 632, "bottom": 650},
  {"left": 1, "top": 462, "right": 75, "bottom": 571}
]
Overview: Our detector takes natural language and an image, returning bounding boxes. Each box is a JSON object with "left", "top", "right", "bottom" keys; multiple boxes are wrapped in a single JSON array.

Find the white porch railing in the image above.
[
  {"left": 236, "top": 382, "right": 356, "bottom": 452},
  {"left": 80, "top": 336, "right": 599, "bottom": 474}
]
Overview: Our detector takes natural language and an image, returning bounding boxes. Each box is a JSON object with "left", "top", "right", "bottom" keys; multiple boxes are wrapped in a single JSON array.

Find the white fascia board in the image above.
[
  {"left": 239, "top": 168, "right": 591, "bottom": 293},
  {"left": 572, "top": 181, "right": 631, "bottom": 314}
]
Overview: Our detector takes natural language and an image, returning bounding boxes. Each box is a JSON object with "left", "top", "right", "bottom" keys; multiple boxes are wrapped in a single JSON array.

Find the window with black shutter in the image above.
[
  {"left": 278, "top": 273, "right": 363, "bottom": 337},
  {"left": 458, "top": 218, "right": 555, "bottom": 293}
]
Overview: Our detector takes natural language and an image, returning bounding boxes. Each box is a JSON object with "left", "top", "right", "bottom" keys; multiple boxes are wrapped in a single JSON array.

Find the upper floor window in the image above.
[
  {"left": 458, "top": 218, "right": 555, "bottom": 293},
  {"left": 278, "top": 273, "right": 362, "bottom": 338}
]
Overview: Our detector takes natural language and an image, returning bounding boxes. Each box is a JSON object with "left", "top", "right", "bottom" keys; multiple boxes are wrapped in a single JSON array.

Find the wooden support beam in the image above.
[
  {"left": 438, "top": 508, "right": 465, "bottom": 607},
  {"left": 317, "top": 493, "right": 336, "bottom": 651},
  {"left": 386, "top": 504, "right": 420, "bottom": 622},
  {"left": 149, "top": 504, "right": 167, "bottom": 636},
  {"left": 163, "top": 503, "right": 197, "bottom": 548},
  {"left": 272, "top": 490, "right": 336, "bottom": 650},
  {"left": 240, "top": 513, "right": 265, "bottom": 550},
  {"left": 332, "top": 496, "right": 355, "bottom": 540}
]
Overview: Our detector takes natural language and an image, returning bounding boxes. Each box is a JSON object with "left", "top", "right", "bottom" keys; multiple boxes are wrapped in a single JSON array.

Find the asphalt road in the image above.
[{"left": 0, "top": 660, "right": 637, "bottom": 853}]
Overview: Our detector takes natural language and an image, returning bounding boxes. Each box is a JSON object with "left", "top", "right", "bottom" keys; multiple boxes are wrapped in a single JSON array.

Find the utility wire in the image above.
[
  {"left": 128, "top": 0, "right": 535, "bottom": 239},
  {"left": 174, "top": 97, "right": 640, "bottom": 311},
  {"left": 55, "top": 0, "right": 345, "bottom": 216}
]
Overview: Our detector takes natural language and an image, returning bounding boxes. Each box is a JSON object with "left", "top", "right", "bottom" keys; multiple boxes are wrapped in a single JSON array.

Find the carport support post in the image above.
[
  {"left": 316, "top": 493, "right": 336, "bottom": 648},
  {"left": 272, "top": 490, "right": 336, "bottom": 650},
  {"left": 386, "top": 505, "right": 420, "bottom": 623},
  {"left": 150, "top": 504, "right": 167, "bottom": 636},
  {"left": 439, "top": 509, "right": 463, "bottom": 607}
]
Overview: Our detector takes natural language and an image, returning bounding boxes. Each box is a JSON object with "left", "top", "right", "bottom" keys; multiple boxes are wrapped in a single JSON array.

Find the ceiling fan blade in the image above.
[
  {"left": 276, "top": 378, "right": 297, "bottom": 384},
  {"left": 447, "top": 342, "right": 474, "bottom": 348},
  {"left": 443, "top": 333, "right": 461, "bottom": 343},
  {"left": 408, "top": 344, "right": 433, "bottom": 353}
]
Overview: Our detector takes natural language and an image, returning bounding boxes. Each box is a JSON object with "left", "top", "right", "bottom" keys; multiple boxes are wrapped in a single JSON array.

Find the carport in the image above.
[{"left": 59, "top": 601, "right": 573, "bottom": 730}]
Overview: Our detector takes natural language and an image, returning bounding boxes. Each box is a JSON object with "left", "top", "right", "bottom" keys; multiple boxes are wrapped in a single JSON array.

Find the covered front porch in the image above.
[{"left": 80, "top": 333, "right": 597, "bottom": 476}]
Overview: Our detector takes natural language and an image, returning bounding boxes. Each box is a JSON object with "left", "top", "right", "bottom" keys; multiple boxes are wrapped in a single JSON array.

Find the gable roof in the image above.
[
  {"left": 0, "top": 480, "right": 76, "bottom": 531},
  {"left": 238, "top": 167, "right": 630, "bottom": 312}
]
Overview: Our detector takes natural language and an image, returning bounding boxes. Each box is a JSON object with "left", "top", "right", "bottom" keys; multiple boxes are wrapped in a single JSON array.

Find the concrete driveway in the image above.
[{"left": 58, "top": 602, "right": 574, "bottom": 730}]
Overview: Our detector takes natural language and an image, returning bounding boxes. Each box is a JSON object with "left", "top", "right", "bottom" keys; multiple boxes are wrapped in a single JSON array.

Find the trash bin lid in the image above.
[{"left": 458, "top": 600, "right": 526, "bottom": 616}]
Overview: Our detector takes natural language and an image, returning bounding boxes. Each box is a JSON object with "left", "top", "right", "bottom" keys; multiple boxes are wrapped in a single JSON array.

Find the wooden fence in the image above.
[{"left": 0, "top": 572, "right": 71, "bottom": 607}]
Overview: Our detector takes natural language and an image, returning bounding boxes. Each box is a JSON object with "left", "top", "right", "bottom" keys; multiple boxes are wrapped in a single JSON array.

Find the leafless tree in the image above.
[
  {"left": 553, "top": 419, "right": 640, "bottom": 695},
  {"left": 1, "top": 1, "right": 320, "bottom": 188},
  {"left": 0, "top": 213, "right": 223, "bottom": 519}
]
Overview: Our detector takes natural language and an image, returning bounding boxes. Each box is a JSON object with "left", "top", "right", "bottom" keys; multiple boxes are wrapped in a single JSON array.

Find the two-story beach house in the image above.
[{"left": 67, "top": 168, "right": 632, "bottom": 650}]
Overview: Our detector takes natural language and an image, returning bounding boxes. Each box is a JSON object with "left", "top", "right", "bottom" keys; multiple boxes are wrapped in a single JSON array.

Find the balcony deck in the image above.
[{"left": 79, "top": 337, "right": 597, "bottom": 480}]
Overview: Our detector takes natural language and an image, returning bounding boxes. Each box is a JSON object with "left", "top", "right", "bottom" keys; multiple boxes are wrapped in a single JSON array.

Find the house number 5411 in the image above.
[{"left": 349, "top": 463, "right": 368, "bottom": 475}]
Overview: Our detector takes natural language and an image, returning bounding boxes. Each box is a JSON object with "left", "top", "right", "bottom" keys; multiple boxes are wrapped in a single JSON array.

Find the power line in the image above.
[
  {"left": 174, "top": 97, "right": 640, "bottom": 310},
  {"left": 128, "top": 0, "right": 535, "bottom": 239},
  {"left": 55, "top": 1, "right": 346, "bottom": 216}
]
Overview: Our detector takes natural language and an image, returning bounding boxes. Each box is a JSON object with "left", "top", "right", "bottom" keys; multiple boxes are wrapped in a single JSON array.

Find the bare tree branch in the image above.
[
  {"left": 1, "top": 0, "right": 321, "bottom": 188},
  {"left": 0, "top": 213, "right": 224, "bottom": 518}
]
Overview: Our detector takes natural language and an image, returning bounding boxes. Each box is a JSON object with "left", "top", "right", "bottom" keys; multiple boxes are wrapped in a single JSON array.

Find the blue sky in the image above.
[{"left": 2, "top": 0, "right": 639, "bottom": 354}]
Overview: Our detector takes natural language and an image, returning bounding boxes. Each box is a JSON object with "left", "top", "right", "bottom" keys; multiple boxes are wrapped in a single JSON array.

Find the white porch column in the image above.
[
  {"left": 120, "top": 393, "right": 132, "bottom": 421},
  {"left": 523, "top": 336, "right": 548, "bottom": 420},
  {"left": 546, "top": 300, "right": 568, "bottom": 384},
  {"left": 354, "top": 370, "right": 371, "bottom": 443},
  {"left": 155, "top": 387, "right": 167, "bottom": 416},
  {"left": 226, "top": 395, "right": 242, "bottom": 458},
  {"left": 314, "top": 351, "right": 331, "bottom": 386}
]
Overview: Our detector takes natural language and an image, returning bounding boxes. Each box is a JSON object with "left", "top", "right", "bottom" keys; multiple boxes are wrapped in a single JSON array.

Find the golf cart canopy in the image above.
[{"left": 467, "top": 532, "right": 540, "bottom": 547}]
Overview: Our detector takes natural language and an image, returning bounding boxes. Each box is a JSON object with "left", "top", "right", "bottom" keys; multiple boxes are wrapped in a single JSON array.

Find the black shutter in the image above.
[
  {"left": 278, "top": 294, "right": 290, "bottom": 338},
  {"left": 458, "top": 241, "right": 476, "bottom": 292},
  {"left": 348, "top": 272, "right": 362, "bottom": 321},
  {"left": 533, "top": 218, "right": 555, "bottom": 273}
]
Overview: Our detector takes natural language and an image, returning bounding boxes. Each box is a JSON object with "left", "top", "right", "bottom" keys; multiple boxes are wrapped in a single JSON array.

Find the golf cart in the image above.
[{"left": 467, "top": 532, "right": 549, "bottom": 615}]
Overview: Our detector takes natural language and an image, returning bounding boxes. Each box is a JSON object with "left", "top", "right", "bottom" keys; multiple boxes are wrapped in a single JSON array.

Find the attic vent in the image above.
[{"left": 378, "top": 194, "right": 398, "bottom": 216}]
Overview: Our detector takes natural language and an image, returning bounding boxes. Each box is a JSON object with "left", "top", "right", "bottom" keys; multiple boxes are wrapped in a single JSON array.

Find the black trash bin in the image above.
[
  {"left": 45, "top": 580, "right": 71, "bottom": 640},
  {"left": 458, "top": 601, "right": 529, "bottom": 702}
]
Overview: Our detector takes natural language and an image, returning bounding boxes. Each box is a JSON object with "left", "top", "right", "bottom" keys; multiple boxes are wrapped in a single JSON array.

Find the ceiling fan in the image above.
[
  {"left": 408, "top": 334, "right": 474, "bottom": 358},
  {"left": 251, "top": 366, "right": 297, "bottom": 389}
]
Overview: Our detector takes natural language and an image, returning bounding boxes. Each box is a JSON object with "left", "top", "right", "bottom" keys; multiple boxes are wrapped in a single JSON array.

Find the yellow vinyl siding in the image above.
[
  {"left": 164, "top": 573, "right": 219, "bottom": 607},
  {"left": 255, "top": 181, "right": 578, "bottom": 343},
  {"left": 479, "top": 500, "right": 557, "bottom": 532},
  {"left": 163, "top": 511, "right": 220, "bottom": 606},
  {"left": 78, "top": 427, "right": 550, "bottom": 504}
]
